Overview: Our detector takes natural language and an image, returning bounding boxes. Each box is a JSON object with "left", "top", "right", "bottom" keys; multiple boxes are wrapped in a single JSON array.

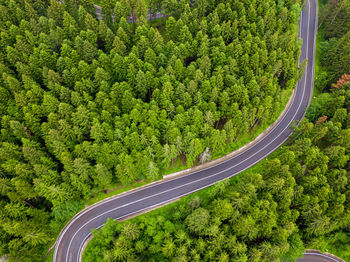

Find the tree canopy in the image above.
[
  {"left": 0, "top": 0, "right": 302, "bottom": 260},
  {"left": 318, "top": 0, "right": 350, "bottom": 87},
  {"left": 85, "top": 77, "right": 350, "bottom": 262}
]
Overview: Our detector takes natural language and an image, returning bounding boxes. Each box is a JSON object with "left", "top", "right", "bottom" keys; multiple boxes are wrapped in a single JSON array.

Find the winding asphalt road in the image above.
[
  {"left": 53, "top": 0, "right": 318, "bottom": 261},
  {"left": 298, "top": 252, "right": 343, "bottom": 262}
]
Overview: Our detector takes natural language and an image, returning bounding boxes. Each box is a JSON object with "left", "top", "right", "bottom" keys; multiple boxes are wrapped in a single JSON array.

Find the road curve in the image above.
[
  {"left": 54, "top": 0, "right": 318, "bottom": 261},
  {"left": 298, "top": 252, "right": 344, "bottom": 262}
]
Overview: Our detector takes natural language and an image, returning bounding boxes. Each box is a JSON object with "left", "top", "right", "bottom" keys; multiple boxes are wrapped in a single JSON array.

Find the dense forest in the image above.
[
  {"left": 84, "top": 78, "right": 350, "bottom": 261},
  {"left": 84, "top": 0, "right": 350, "bottom": 261},
  {"left": 316, "top": 0, "right": 350, "bottom": 90},
  {"left": 0, "top": 0, "right": 303, "bottom": 260}
]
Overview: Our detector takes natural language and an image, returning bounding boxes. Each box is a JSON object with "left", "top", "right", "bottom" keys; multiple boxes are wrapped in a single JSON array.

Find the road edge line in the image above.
[
  {"left": 51, "top": 2, "right": 302, "bottom": 260},
  {"left": 48, "top": 87, "right": 296, "bottom": 260},
  {"left": 163, "top": 88, "right": 296, "bottom": 180},
  {"left": 304, "top": 249, "right": 345, "bottom": 262},
  {"left": 77, "top": 198, "right": 180, "bottom": 262}
]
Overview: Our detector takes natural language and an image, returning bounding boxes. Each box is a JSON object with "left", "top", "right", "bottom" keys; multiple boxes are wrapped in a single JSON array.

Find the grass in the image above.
[
  {"left": 307, "top": 233, "right": 350, "bottom": 261},
  {"left": 306, "top": 0, "right": 329, "bottom": 121},
  {"left": 314, "top": 32, "right": 324, "bottom": 96},
  {"left": 45, "top": 250, "right": 54, "bottom": 262},
  {"left": 86, "top": 180, "right": 149, "bottom": 206},
  {"left": 83, "top": 3, "right": 315, "bottom": 259},
  {"left": 161, "top": 88, "right": 292, "bottom": 175},
  {"left": 313, "top": 7, "right": 326, "bottom": 96},
  {"left": 162, "top": 158, "right": 187, "bottom": 176},
  {"left": 306, "top": 1, "right": 349, "bottom": 260},
  {"left": 48, "top": 5, "right": 298, "bottom": 261},
  {"left": 85, "top": 2, "right": 348, "bottom": 261},
  {"left": 81, "top": 87, "right": 292, "bottom": 260},
  {"left": 46, "top": 59, "right": 294, "bottom": 262},
  {"left": 81, "top": 86, "right": 292, "bottom": 259},
  {"left": 43, "top": 180, "right": 150, "bottom": 261},
  {"left": 306, "top": 1, "right": 348, "bottom": 260},
  {"left": 82, "top": 156, "right": 269, "bottom": 260}
]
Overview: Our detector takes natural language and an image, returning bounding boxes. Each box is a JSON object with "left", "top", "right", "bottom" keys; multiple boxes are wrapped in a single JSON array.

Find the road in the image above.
[
  {"left": 298, "top": 252, "right": 343, "bottom": 262},
  {"left": 94, "top": 4, "right": 102, "bottom": 20},
  {"left": 94, "top": 4, "right": 165, "bottom": 22},
  {"left": 53, "top": 0, "right": 318, "bottom": 261}
]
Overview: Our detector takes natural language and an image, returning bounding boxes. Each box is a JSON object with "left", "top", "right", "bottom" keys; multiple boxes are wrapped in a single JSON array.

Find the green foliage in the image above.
[
  {"left": 312, "top": 232, "right": 350, "bottom": 261},
  {"left": 318, "top": 0, "right": 350, "bottom": 88},
  {"left": 323, "top": 31, "right": 350, "bottom": 83},
  {"left": 50, "top": 200, "right": 84, "bottom": 234},
  {"left": 0, "top": 0, "right": 302, "bottom": 260},
  {"left": 322, "top": 0, "right": 350, "bottom": 39},
  {"left": 85, "top": 80, "right": 350, "bottom": 261}
]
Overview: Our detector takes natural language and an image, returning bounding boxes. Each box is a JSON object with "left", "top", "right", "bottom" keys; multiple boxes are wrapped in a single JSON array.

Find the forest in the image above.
[
  {"left": 83, "top": 0, "right": 350, "bottom": 261},
  {"left": 0, "top": 0, "right": 303, "bottom": 260},
  {"left": 84, "top": 74, "right": 350, "bottom": 262},
  {"left": 84, "top": 79, "right": 350, "bottom": 261}
]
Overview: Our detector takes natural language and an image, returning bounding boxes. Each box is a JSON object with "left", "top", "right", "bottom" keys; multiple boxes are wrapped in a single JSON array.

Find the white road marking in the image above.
[
  {"left": 303, "top": 252, "right": 342, "bottom": 262},
  {"left": 68, "top": 3, "right": 312, "bottom": 261},
  {"left": 55, "top": 1, "right": 316, "bottom": 261}
]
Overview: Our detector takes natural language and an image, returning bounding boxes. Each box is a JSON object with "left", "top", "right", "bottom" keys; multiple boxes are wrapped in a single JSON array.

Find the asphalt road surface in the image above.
[
  {"left": 94, "top": 5, "right": 102, "bottom": 20},
  {"left": 298, "top": 252, "right": 343, "bottom": 262},
  {"left": 53, "top": 0, "right": 318, "bottom": 261},
  {"left": 94, "top": 4, "right": 166, "bottom": 22}
]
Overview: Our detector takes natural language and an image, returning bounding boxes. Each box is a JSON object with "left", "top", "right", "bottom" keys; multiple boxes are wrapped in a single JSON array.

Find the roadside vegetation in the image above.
[
  {"left": 313, "top": 0, "right": 350, "bottom": 93},
  {"left": 84, "top": 78, "right": 350, "bottom": 261},
  {"left": 0, "top": 0, "right": 303, "bottom": 260},
  {"left": 84, "top": 0, "right": 350, "bottom": 261},
  {"left": 303, "top": 0, "right": 350, "bottom": 259}
]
